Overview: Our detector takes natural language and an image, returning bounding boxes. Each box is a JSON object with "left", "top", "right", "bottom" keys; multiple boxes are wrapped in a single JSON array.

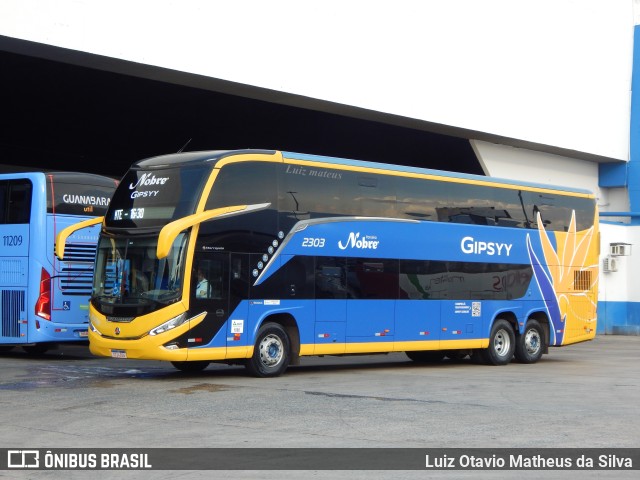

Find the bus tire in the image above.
[
  {"left": 246, "top": 322, "right": 290, "bottom": 378},
  {"left": 406, "top": 350, "right": 445, "bottom": 363},
  {"left": 171, "top": 361, "right": 210, "bottom": 373},
  {"left": 444, "top": 350, "right": 469, "bottom": 362},
  {"left": 22, "top": 344, "right": 51, "bottom": 355},
  {"left": 515, "top": 319, "right": 545, "bottom": 364},
  {"left": 477, "top": 318, "right": 515, "bottom": 366}
]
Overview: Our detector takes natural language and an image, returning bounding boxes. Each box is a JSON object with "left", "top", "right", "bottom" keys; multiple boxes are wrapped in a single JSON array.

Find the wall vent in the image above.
[{"left": 603, "top": 256, "right": 618, "bottom": 273}]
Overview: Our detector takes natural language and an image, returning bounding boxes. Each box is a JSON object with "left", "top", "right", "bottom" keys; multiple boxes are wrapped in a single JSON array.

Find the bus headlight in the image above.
[
  {"left": 149, "top": 313, "right": 187, "bottom": 336},
  {"left": 89, "top": 322, "right": 103, "bottom": 336}
]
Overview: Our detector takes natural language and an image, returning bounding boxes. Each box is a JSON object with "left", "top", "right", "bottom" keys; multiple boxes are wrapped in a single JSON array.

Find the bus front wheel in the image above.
[
  {"left": 515, "top": 319, "right": 545, "bottom": 364},
  {"left": 246, "top": 322, "right": 290, "bottom": 378},
  {"left": 473, "top": 319, "right": 515, "bottom": 366}
]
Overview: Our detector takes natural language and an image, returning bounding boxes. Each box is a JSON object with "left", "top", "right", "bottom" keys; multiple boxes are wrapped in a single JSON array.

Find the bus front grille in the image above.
[
  {"left": 56, "top": 243, "right": 97, "bottom": 297},
  {"left": 1, "top": 290, "right": 25, "bottom": 338}
]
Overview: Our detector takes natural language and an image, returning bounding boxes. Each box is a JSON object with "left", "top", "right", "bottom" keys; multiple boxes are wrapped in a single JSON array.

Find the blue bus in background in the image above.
[
  {"left": 56, "top": 150, "right": 599, "bottom": 376},
  {"left": 0, "top": 171, "right": 118, "bottom": 354}
]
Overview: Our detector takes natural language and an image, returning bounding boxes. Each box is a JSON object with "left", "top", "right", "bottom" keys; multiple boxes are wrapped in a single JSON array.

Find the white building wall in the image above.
[
  {"left": 471, "top": 140, "right": 600, "bottom": 194},
  {"left": 600, "top": 224, "right": 640, "bottom": 303},
  {"left": 0, "top": 0, "right": 633, "bottom": 161}
]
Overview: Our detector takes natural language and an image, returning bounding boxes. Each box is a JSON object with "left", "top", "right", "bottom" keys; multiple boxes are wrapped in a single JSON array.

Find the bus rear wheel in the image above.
[
  {"left": 473, "top": 318, "right": 515, "bottom": 366},
  {"left": 515, "top": 319, "right": 545, "bottom": 364},
  {"left": 246, "top": 322, "right": 290, "bottom": 378},
  {"left": 171, "top": 361, "right": 210, "bottom": 373}
]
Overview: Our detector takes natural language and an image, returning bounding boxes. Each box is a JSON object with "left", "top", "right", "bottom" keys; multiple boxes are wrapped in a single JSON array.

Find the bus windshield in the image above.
[
  {"left": 92, "top": 232, "right": 189, "bottom": 316},
  {"left": 105, "top": 165, "right": 210, "bottom": 229}
]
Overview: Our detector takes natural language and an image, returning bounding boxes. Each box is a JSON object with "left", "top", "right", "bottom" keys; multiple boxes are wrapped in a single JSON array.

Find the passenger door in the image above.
[{"left": 189, "top": 252, "right": 230, "bottom": 350}]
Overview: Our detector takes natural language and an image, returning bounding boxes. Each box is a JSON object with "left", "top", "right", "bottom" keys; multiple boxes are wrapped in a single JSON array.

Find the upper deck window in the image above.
[{"left": 0, "top": 179, "right": 32, "bottom": 224}]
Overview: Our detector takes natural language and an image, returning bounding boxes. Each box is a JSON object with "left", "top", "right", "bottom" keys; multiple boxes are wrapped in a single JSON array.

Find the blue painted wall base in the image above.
[{"left": 597, "top": 301, "right": 640, "bottom": 335}]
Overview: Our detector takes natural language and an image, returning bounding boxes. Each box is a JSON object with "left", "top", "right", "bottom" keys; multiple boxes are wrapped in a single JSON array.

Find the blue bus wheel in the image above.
[
  {"left": 514, "top": 320, "right": 545, "bottom": 364},
  {"left": 246, "top": 322, "right": 290, "bottom": 378},
  {"left": 474, "top": 319, "right": 515, "bottom": 366}
]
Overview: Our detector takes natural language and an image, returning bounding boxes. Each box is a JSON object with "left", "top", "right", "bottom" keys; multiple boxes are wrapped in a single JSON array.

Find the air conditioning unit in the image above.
[
  {"left": 603, "top": 256, "right": 618, "bottom": 273},
  {"left": 609, "top": 243, "right": 631, "bottom": 256}
]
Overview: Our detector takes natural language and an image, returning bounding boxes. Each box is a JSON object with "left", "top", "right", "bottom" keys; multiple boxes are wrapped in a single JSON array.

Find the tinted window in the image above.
[
  {"left": 436, "top": 184, "right": 530, "bottom": 227},
  {"left": 396, "top": 175, "right": 594, "bottom": 232},
  {"left": 356, "top": 174, "right": 397, "bottom": 218},
  {"left": 315, "top": 257, "right": 350, "bottom": 299},
  {"left": 524, "top": 191, "right": 595, "bottom": 232},
  {"left": 207, "top": 162, "right": 277, "bottom": 209},
  {"left": 203, "top": 162, "right": 279, "bottom": 253},
  {"left": 250, "top": 255, "right": 313, "bottom": 299},
  {"left": 399, "top": 259, "right": 532, "bottom": 300},
  {"left": 398, "top": 259, "right": 447, "bottom": 299},
  {"left": 396, "top": 176, "right": 449, "bottom": 221},
  {"left": 348, "top": 258, "right": 398, "bottom": 299},
  {"left": 0, "top": 180, "right": 32, "bottom": 224},
  {"left": 0, "top": 182, "right": 5, "bottom": 223},
  {"left": 279, "top": 164, "right": 349, "bottom": 232}
]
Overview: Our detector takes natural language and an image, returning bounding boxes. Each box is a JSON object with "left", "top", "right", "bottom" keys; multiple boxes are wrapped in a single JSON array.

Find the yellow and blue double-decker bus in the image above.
[
  {"left": 0, "top": 171, "right": 117, "bottom": 354},
  {"left": 57, "top": 150, "right": 599, "bottom": 376}
]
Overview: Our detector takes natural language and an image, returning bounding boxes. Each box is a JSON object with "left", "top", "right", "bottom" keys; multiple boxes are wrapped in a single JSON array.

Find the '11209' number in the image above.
[{"left": 3, "top": 235, "right": 23, "bottom": 246}]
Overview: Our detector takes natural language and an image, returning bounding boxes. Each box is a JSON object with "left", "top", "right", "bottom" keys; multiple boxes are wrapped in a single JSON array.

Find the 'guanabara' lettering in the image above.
[{"left": 62, "top": 194, "right": 110, "bottom": 206}]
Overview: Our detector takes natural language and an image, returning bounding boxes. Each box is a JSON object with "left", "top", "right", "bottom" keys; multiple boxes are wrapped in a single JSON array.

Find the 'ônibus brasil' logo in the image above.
[
  {"left": 129, "top": 173, "right": 169, "bottom": 189},
  {"left": 338, "top": 232, "right": 379, "bottom": 250}
]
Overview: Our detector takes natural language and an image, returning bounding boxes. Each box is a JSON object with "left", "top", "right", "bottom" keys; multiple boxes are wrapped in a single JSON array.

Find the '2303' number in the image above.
[
  {"left": 3, "top": 235, "right": 23, "bottom": 246},
  {"left": 301, "top": 237, "right": 325, "bottom": 247}
]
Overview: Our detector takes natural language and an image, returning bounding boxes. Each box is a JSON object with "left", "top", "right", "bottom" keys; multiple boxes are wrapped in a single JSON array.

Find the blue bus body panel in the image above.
[
  {"left": 262, "top": 219, "right": 541, "bottom": 273},
  {"left": 440, "top": 300, "right": 485, "bottom": 341},
  {"left": 189, "top": 214, "right": 587, "bottom": 353},
  {"left": 0, "top": 224, "right": 30, "bottom": 343},
  {"left": 250, "top": 218, "right": 559, "bottom": 348},
  {"left": 394, "top": 300, "right": 441, "bottom": 343},
  {"left": 346, "top": 300, "right": 394, "bottom": 342}
]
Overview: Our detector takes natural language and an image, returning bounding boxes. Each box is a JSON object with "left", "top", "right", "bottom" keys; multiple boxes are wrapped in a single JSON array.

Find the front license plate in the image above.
[
  {"left": 79, "top": 330, "right": 88, "bottom": 338},
  {"left": 111, "top": 349, "right": 127, "bottom": 359}
]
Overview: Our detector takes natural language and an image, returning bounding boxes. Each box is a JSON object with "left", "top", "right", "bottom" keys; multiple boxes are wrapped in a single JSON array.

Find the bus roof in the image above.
[
  {"left": 282, "top": 151, "right": 594, "bottom": 196},
  {"left": 0, "top": 170, "right": 119, "bottom": 187},
  {"left": 131, "top": 149, "right": 594, "bottom": 196}
]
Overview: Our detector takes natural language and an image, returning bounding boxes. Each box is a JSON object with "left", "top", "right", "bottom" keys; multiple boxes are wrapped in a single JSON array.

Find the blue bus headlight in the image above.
[{"left": 149, "top": 313, "right": 187, "bottom": 336}]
